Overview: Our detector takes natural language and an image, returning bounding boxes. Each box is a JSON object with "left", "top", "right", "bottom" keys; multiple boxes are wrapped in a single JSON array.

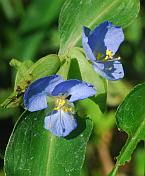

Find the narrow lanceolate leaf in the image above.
[
  {"left": 4, "top": 110, "right": 93, "bottom": 176},
  {"left": 109, "top": 83, "right": 145, "bottom": 176},
  {"left": 59, "top": 0, "right": 140, "bottom": 55},
  {"left": 1, "top": 55, "right": 60, "bottom": 108}
]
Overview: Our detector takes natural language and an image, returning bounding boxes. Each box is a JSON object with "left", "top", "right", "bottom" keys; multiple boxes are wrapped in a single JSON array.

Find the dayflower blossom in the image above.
[
  {"left": 24, "top": 75, "right": 96, "bottom": 137},
  {"left": 82, "top": 21, "right": 124, "bottom": 80}
]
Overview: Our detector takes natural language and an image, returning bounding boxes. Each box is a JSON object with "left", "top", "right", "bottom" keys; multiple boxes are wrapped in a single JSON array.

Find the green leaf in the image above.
[
  {"left": 59, "top": 0, "right": 140, "bottom": 55},
  {"left": 20, "top": 0, "right": 64, "bottom": 33},
  {"left": 29, "top": 54, "right": 60, "bottom": 80},
  {"left": 1, "top": 55, "right": 60, "bottom": 108},
  {"left": 109, "top": 83, "right": 145, "bottom": 176},
  {"left": 76, "top": 99, "right": 115, "bottom": 137},
  {"left": 4, "top": 110, "right": 93, "bottom": 176},
  {"left": 69, "top": 47, "right": 107, "bottom": 112}
]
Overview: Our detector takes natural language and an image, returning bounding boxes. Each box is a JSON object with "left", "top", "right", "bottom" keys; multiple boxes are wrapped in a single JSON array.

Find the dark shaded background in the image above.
[{"left": 0, "top": 0, "right": 145, "bottom": 175}]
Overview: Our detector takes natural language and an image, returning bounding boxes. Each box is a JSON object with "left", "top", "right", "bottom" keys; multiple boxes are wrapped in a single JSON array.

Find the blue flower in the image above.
[
  {"left": 82, "top": 21, "right": 124, "bottom": 80},
  {"left": 24, "top": 75, "right": 96, "bottom": 137}
]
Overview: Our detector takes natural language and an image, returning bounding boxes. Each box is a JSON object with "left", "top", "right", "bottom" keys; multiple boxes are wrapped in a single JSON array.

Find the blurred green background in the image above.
[{"left": 0, "top": 0, "right": 145, "bottom": 176}]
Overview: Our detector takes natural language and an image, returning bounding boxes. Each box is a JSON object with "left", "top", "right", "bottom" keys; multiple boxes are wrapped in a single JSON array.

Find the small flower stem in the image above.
[
  {"left": 108, "top": 165, "right": 119, "bottom": 176},
  {"left": 96, "top": 132, "right": 114, "bottom": 176}
]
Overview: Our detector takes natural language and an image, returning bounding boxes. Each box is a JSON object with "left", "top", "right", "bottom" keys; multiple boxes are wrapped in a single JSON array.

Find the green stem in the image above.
[{"left": 108, "top": 165, "right": 119, "bottom": 176}]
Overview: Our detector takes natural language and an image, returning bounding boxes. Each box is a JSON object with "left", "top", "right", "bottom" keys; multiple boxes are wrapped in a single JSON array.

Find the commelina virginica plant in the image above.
[
  {"left": 1, "top": 1, "right": 142, "bottom": 176},
  {"left": 24, "top": 21, "right": 124, "bottom": 138}
]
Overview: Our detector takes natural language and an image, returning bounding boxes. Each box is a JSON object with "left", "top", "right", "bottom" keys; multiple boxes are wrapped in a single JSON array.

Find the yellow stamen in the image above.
[
  {"left": 54, "top": 107, "right": 60, "bottom": 110},
  {"left": 54, "top": 97, "right": 66, "bottom": 110},
  {"left": 53, "top": 97, "right": 74, "bottom": 113},
  {"left": 62, "top": 106, "right": 73, "bottom": 113},
  {"left": 104, "top": 50, "right": 113, "bottom": 60}
]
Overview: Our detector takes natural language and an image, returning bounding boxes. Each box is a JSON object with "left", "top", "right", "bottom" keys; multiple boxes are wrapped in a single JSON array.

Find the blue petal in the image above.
[
  {"left": 87, "top": 21, "right": 109, "bottom": 55},
  {"left": 24, "top": 75, "right": 64, "bottom": 112},
  {"left": 44, "top": 110, "right": 77, "bottom": 137},
  {"left": 104, "top": 24, "right": 124, "bottom": 55},
  {"left": 82, "top": 26, "right": 96, "bottom": 61},
  {"left": 82, "top": 21, "right": 124, "bottom": 59},
  {"left": 51, "top": 80, "right": 96, "bottom": 102},
  {"left": 93, "top": 60, "right": 124, "bottom": 80}
]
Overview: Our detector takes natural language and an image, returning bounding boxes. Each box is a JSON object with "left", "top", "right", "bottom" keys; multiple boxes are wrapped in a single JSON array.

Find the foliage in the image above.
[
  {"left": 109, "top": 83, "right": 145, "bottom": 175},
  {"left": 0, "top": 0, "right": 144, "bottom": 176},
  {"left": 5, "top": 111, "right": 93, "bottom": 176}
]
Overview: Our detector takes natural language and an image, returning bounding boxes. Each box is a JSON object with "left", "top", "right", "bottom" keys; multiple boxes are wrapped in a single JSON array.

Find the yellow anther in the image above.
[
  {"left": 104, "top": 50, "right": 113, "bottom": 60},
  {"left": 106, "top": 50, "right": 113, "bottom": 58},
  {"left": 53, "top": 97, "right": 74, "bottom": 113},
  {"left": 56, "top": 98, "right": 66, "bottom": 107},
  {"left": 62, "top": 106, "right": 72, "bottom": 113},
  {"left": 54, "top": 107, "right": 60, "bottom": 111},
  {"left": 54, "top": 97, "right": 66, "bottom": 110}
]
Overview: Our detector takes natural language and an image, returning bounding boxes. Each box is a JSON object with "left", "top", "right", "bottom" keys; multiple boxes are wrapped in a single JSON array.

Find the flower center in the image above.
[
  {"left": 104, "top": 50, "right": 113, "bottom": 60},
  {"left": 96, "top": 50, "right": 113, "bottom": 61},
  {"left": 54, "top": 97, "right": 66, "bottom": 110},
  {"left": 53, "top": 97, "right": 73, "bottom": 113}
]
